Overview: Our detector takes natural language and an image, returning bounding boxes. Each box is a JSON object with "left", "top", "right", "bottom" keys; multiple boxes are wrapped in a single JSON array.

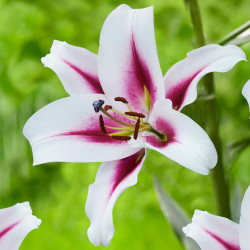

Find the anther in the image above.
[
  {"left": 133, "top": 118, "right": 140, "bottom": 140},
  {"left": 114, "top": 97, "right": 128, "bottom": 104},
  {"left": 111, "top": 135, "right": 131, "bottom": 141},
  {"left": 124, "top": 111, "right": 145, "bottom": 118},
  {"left": 104, "top": 105, "right": 112, "bottom": 111},
  {"left": 99, "top": 115, "right": 106, "bottom": 134},
  {"left": 93, "top": 100, "right": 105, "bottom": 113}
]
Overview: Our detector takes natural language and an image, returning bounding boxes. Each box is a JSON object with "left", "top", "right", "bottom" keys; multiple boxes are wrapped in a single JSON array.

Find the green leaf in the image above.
[
  {"left": 225, "top": 137, "right": 250, "bottom": 172},
  {"left": 154, "top": 177, "right": 199, "bottom": 250},
  {"left": 231, "top": 182, "right": 243, "bottom": 223},
  {"left": 227, "top": 33, "right": 250, "bottom": 46},
  {"left": 218, "top": 21, "right": 250, "bottom": 45}
]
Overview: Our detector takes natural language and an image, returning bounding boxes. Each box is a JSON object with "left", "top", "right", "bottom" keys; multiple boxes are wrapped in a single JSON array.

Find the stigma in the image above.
[{"left": 93, "top": 100, "right": 105, "bottom": 112}]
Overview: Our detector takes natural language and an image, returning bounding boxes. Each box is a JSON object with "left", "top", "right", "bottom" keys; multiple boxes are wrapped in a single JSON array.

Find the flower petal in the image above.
[
  {"left": 0, "top": 202, "right": 41, "bottom": 250},
  {"left": 165, "top": 44, "right": 246, "bottom": 111},
  {"left": 239, "top": 186, "right": 250, "bottom": 249},
  {"left": 42, "top": 40, "right": 103, "bottom": 95},
  {"left": 242, "top": 80, "right": 250, "bottom": 116},
  {"left": 23, "top": 94, "right": 139, "bottom": 165},
  {"left": 98, "top": 4, "right": 164, "bottom": 115},
  {"left": 85, "top": 149, "right": 146, "bottom": 247},
  {"left": 183, "top": 210, "right": 240, "bottom": 250},
  {"left": 130, "top": 99, "right": 217, "bottom": 175}
]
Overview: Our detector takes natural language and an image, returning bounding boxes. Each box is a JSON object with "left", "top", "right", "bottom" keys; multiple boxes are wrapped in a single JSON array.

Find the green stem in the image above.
[
  {"left": 218, "top": 20, "right": 250, "bottom": 45},
  {"left": 186, "top": 0, "right": 231, "bottom": 218},
  {"left": 186, "top": 0, "right": 205, "bottom": 47}
]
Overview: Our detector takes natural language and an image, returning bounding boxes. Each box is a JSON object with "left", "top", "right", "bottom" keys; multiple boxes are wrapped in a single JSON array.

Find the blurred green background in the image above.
[{"left": 0, "top": 0, "right": 249, "bottom": 249}]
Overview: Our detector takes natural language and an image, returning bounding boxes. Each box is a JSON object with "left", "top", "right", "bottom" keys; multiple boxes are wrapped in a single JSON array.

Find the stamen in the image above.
[
  {"left": 124, "top": 111, "right": 145, "bottom": 118},
  {"left": 99, "top": 115, "right": 106, "bottom": 134},
  {"left": 105, "top": 126, "right": 133, "bottom": 131},
  {"left": 126, "top": 103, "right": 132, "bottom": 112},
  {"left": 93, "top": 100, "right": 105, "bottom": 113},
  {"left": 104, "top": 105, "right": 112, "bottom": 111},
  {"left": 111, "top": 135, "right": 131, "bottom": 141},
  {"left": 133, "top": 118, "right": 140, "bottom": 140},
  {"left": 111, "top": 109, "right": 137, "bottom": 121},
  {"left": 99, "top": 107, "right": 134, "bottom": 127},
  {"left": 114, "top": 97, "right": 128, "bottom": 104}
]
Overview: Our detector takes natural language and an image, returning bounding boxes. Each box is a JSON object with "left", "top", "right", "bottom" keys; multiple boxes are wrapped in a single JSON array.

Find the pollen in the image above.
[
  {"left": 114, "top": 97, "right": 128, "bottom": 104},
  {"left": 104, "top": 105, "right": 112, "bottom": 111},
  {"left": 124, "top": 111, "right": 145, "bottom": 118},
  {"left": 133, "top": 118, "right": 140, "bottom": 140},
  {"left": 111, "top": 135, "right": 131, "bottom": 141},
  {"left": 99, "top": 115, "right": 107, "bottom": 134}
]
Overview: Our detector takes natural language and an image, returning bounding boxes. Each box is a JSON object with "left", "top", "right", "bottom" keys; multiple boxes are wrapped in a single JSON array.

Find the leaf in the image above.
[
  {"left": 231, "top": 182, "right": 243, "bottom": 223},
  {"left": 228, "top": 33, "right": 250, "bottom": 46},
  {"left": 225, "top": 137, "right": 250, "bottom": 172},
  {"left": 154, "top": 177, "right": 200, "bottom": 250},
  {"left": 218, "top": 21, "right": 250, "bottom": 46}
]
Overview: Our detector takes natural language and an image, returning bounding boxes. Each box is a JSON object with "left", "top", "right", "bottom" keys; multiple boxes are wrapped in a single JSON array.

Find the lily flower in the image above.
[
  {"left": 242, "top": 80, "right": 250, "bottom": 116},
  {"left": 183, "top": 186, "right": 250, "bottom": 250},
  {"left": 23, "top": 4, "right": 245, "bottom": 246},
  {"left": 0, "top": 202, "right": 41, "bottom": 250}
]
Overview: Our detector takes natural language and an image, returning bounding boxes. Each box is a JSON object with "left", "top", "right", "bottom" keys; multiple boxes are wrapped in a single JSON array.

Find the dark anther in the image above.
[
  {"left": 93, "top": 100, "right": 105, "bottom": 113},
  {"left": 133, "top": 118, "right": 140, "bottom": 140},
  {"left": 124, "top": 111, "right": 145, "bottom": 118},
  {"left": 114, "top": 97, "right": 128, "bottom": 104},
  {"left": 104, "top": 105, "right": 112, "bottom": 111},
  {"left": 99, "top": 115, "right": 106, "bottom": 134},
  {"left": 111, "top": 135, "right": 131, "bottom": 141}
]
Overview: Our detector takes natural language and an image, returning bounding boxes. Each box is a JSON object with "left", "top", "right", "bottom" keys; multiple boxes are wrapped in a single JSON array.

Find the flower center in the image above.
[{"left": 92, "top": 97, "right": 167, "bottom": 141}]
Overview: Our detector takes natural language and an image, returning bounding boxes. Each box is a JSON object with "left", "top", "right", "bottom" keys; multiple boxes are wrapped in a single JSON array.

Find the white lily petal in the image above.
[
  {"left": 23, "top": 94, "right": 138, "bottom": 165},
  {"left": 0, "top": 202, "right": 41, "bottom": 250},
  {"left": 130, "top": 99, "right": 217, "bottom": 175},
  {"left": 98, "top": 4, "right": 164, "bottom": 115},
  {"left": 242, "top": 80, "right": 250, "bottom": 117},
  {"left": 42, "top": 40, "right": 103, "bottom": 95},
  {"left": 165, "top": 44, "right": 246, "bottom": 111},
  {"left": 183, "top": 210, "right": 240, "bottom": 250},
  {"left": 85, "top": 149, "right": 146, "bottom": 247},
  {"left": 239, "top": 186, "right": 250, "bottom": 249}
]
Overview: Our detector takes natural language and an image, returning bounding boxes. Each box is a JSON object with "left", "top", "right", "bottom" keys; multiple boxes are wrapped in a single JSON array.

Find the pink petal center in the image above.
[
  {"left": 59, "top": 129, "right": 127, "bottom": 144},
  {"left": 166, "top": 69, "right": 202, "bottom": 110},
  {"left": 63, "top": 59, "right": 104, "bottom": 94},
  {"left": 146, "top": 117, "right": 177, "bottom": 148},
  {"left": 110, "top": 150, "right": 145, "bottom": 197},
  {"left": 203, "top": 228, "right": 240, "bottom": 250},
  {"left": 0, "top": 221, "right": 21, "bottom": 239}
]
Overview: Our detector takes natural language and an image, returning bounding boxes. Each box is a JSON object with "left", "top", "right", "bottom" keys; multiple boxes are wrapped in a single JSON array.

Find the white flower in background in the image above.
[
  {"left": 0, "top": 202, "right": 41, "bottom": 250},
  {"left": 23, "top": 4, "right": 246, "bottom": 247},
  {"left": 242, "top": 80, "right": 250, "bottom": 116},
  {"left": 183, "top": 186, "right": 250, "bottom": 250}
]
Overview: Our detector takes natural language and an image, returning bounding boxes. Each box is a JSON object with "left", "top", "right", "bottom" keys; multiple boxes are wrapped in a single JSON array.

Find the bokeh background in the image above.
[{"left": 0, "top": 0, "right": 249, "bottom": 249}]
